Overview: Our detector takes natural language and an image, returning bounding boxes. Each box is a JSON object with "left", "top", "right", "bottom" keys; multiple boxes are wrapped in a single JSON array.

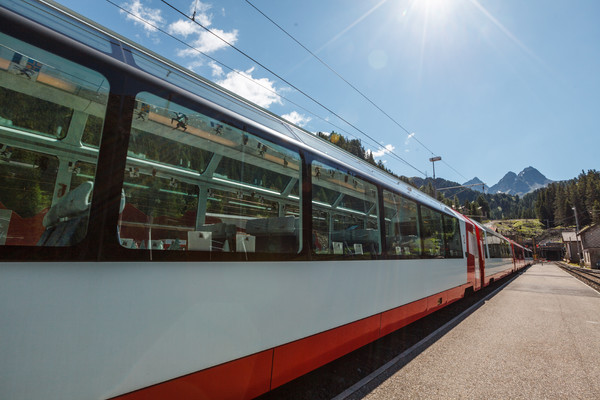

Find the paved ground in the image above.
[{"left": 354, "top": 263, "right": 600, "bottom": 400}]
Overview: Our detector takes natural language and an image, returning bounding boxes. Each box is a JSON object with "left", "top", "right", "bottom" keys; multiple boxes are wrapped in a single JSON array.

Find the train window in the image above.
[
  {"left": 312, "top": 162, "right": 380, "bottom": 258},
  {"left": 383, "top": 190, "right": 421, "bottom": 258},
  {"left": 487, "top": 234, "right": 499, "bottom": 258},
  {"left": 130, "top": 50, "right": 298, "bottom": 141},
  {"left": 0, "top": 33, "right": 109, "bottom": 139},
  {"left": 81, "top": 115, "right": 104, "bottom": 148},
  {"left": 487, "top": 234, "right": 510, "bottom": 258},
  {"left": 69, "top": 161, "right": 97, "bottom": 190},
  {"left": 0, "top": 33, "right": 109, "bottom": 247},
  {"left": 0, "top": 85, "right": 70, "bottom": 139},
  {"left": 0, "top": 148, "right": 58, "bottom": 245},
  {"left": 420, "top": 205, "right": 444, "bottom": 258},
  {"left": 120, "top": 92, "right": 302, "bottom": 254},
  {"left": 443, "top": 215, "right": 464, "bottom": 258}
]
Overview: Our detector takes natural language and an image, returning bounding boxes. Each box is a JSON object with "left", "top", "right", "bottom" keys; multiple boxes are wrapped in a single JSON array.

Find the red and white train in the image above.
[{"left": 0, "top": 1, "right": 532, "bottom": 399}]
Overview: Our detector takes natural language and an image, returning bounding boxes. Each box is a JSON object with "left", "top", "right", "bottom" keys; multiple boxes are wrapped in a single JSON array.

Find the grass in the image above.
[{"left": 486, "top": 219, "right": 546, "bottom": 241}]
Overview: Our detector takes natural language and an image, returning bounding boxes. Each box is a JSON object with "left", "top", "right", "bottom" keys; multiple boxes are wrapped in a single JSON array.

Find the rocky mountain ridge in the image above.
[{"left": 464, "top": 167, "right": 552, "bottom": 196}]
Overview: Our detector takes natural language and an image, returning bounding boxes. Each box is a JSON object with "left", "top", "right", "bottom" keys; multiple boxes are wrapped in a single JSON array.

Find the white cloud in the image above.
[
  {"left": 121, "top": 1, "right": 237, "bottom": 54},
  {"left": 176, "top": 28, "right": 239, "bottom": 56},
  {"left": 282, "top": 111, "right": 312, "bottom": 127},
  {"left": 187, "top": 1, "right": 213, "bottom": 26},
  {"left": 208, "top": 61, "right": 224, "bottom": 77},
  {"left": 167, "top": 19, "right": 202, "bottom": 37},
  {"left": 186, "top": 60, "right": 205, "bottom": 72},
  {"left": 165, "top": 1, "right": 237, "bottom": 56},
  {"left": 167, "top": 1, "right": 212, "bottom": 37},
  {"left": 370, "top": 144, "right": 395, "bottom": 158},
  {"left": 215, "top": 67, "right": 281, "bottom": 109},
  {"left": 403, "top": 132, "right": 416, "bottom": 153},
  {"left": 120, "top": 0, "right": 165, "bottom": 34}
]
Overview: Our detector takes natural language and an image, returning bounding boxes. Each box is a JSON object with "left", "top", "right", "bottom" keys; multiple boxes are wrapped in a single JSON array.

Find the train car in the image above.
[
  {"left": 511, "top": 240, "right": 532, "bottom": 270},
  {"left": 481, "top": 223, "right": 520, "bottom": 285},
  {"left": 465, "top": 219, "right": 529, "bottom": 287},
  {"left": 0, "top": 1, "right": 526, "bottom": 399}
]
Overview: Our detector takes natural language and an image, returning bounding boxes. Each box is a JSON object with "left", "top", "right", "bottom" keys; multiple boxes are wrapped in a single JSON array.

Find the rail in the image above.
[{"left": 556, "top": 262, "right": 600, "bottom": 293}]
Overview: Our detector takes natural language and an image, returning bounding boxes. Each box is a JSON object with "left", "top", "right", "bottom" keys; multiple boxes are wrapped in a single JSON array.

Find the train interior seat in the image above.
[{"left": 37, "top": 181, "right": 93, "bottom": 246}]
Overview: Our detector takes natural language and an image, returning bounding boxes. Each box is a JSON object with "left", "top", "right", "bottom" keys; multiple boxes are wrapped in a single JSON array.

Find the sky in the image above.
[{"left": 51, "top": 0, "right": 599, "bottom": 187}]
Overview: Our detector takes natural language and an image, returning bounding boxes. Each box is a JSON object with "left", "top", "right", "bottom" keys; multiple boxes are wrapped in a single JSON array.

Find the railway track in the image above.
[{"left": 557, "top": 262, "right": 600, "bottom": 293}]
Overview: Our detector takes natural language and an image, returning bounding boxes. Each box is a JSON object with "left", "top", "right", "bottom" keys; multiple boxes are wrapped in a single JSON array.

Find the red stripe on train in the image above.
[
  {"left": 112, "top": 350, "right": 273, "bottom": 400},
  {"left": 112, "top": 284, "right": 471, "bottom": 400},
  {"left": 271, "top": 314, "right": 381, "bottom": 389}
]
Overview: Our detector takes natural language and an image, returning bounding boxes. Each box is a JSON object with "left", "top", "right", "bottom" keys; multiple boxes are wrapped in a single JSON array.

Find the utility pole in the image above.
[
  {"left": 572, "top": 206, "right": 584, "bottom": 266},
  {"left": 429, "top": 156, "right": 441, "bottom": 199}
]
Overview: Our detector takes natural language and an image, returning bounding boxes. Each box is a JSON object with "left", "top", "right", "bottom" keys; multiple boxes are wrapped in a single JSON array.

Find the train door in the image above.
[
  {"left": 465, "top": 222, "right": 482, "bottom": 291},
  {"left": 510, "top": 243, "right": 517, "bottom": 272},
  {"left": 474, "top": 227, "right": 486, "bottom": 287}
]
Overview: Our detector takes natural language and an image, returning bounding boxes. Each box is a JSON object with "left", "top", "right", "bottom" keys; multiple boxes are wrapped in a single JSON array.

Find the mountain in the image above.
[
  {"left": 517, "top": 166, "right": 553, "bottom": 191},
  {"left": 462, "top": 177, "right": 487, "bottom": 192},
  {"left": 488, "top": 167, "right": 552, "bottom": 196}
]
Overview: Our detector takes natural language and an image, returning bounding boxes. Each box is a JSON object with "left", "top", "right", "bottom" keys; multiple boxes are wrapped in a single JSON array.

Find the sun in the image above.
[
  {"left": 396, "top": 0, "right": 461, "bottom": 24},
  {"left": 414, "top": 0, "right": 457, "bottom": 21}
]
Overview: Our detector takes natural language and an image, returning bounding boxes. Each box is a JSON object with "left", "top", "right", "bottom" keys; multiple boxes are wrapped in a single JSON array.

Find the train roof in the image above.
[{"left": 3, "top": 0, "right": 457, "bottom": 217}]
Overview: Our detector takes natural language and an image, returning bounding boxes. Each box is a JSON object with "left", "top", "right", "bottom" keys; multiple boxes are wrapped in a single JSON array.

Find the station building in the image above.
[{"left": 580, "top": 224, "right": 600, "bottom": 269}]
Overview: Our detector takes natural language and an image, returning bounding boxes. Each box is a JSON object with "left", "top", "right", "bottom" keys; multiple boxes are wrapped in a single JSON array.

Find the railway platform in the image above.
[{"left": 346, "top": 263, "right": 600, "bottom": 399}]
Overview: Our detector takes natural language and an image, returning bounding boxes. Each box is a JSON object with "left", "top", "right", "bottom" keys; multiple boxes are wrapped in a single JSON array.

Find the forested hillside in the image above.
[{"left": 531, "top": 170, "right": 600, "bottom": 228}]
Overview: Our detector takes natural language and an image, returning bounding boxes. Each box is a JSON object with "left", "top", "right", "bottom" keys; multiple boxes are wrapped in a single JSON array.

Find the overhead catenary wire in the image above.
[
  {"left": 104, "top": 0, "right": 424, "bottom": 176},
  {"left": 245, "top": 0, "right": 469, "bottom": 182},
  {"left": 155, "top": 0, "right": 428, "bottom": 176}
]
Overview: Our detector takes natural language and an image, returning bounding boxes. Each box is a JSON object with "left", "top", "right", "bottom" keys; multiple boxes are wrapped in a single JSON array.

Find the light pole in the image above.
[
  {"left": 429, "top": 156, "right": 441, "bottom": 198},
  {"left": 572, "top": 206, "right": 584, "bottom": 266}
]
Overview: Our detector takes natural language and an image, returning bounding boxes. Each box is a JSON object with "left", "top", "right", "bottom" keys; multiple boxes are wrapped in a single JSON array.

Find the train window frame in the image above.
[
  {"left": 0, "top": 30, "right": 110, "bottom": 248},
  {"left": 310, "top": 159, "right": 382, "bottom": 260},
  {"left": 117, "top": 90, "right": 305, "bottom": 260}
]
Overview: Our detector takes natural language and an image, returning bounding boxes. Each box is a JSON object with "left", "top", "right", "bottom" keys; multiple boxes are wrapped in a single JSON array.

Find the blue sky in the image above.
[{"left": 53, "top": 0, "right": 599, "bottom": 187}]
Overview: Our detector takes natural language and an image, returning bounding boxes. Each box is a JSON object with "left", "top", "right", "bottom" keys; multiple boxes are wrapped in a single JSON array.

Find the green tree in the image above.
[
  {"left": 592, "top": 200, "right": 600, "bottom": 225},
  {"left": 476, "top": 194, "right": 490, "bottom": 219}
]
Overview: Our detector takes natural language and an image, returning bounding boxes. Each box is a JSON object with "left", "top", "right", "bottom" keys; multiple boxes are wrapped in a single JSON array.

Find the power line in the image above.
[
  {"left": 104, "top": 0, "right": 424, "bottom": 175},
  {"left": 442, "top": 160, "right": 469, "bottom": 181},
  {"left": 244, "top": 0, "right": 469, "bottom": 181},
  {"left": 155, "top": 0, "right": 427, "bottom": 176}
]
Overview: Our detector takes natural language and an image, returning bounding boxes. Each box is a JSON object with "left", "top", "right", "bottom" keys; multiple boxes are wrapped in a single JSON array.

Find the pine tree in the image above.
[
  {"left": 476, "top": 194, "right": 490, "bottom": 219},
  {"left": 453, "top": 195, "right": 460, "bottom": 210},
  {"left": 592, "top": 200, "right": 600, "bottom": 225},
  {"left": 553, "top": 184, "right": 567, "bottom": 227}
]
